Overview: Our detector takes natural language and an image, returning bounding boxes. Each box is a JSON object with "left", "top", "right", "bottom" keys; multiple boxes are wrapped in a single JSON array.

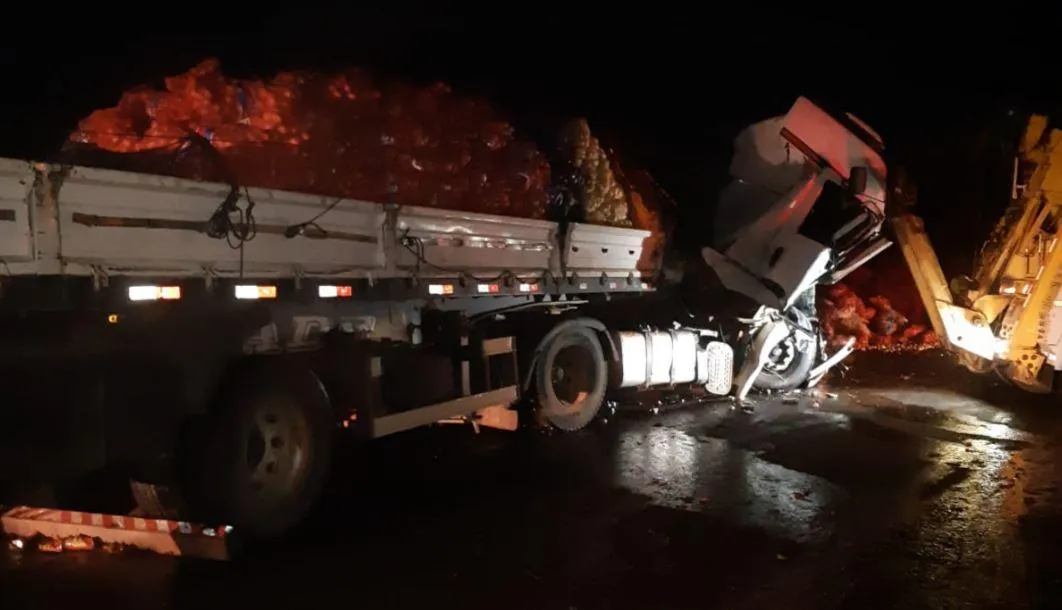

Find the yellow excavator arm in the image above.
[
  {"left": 888, "top": 198, "right": 999, "bottom": 361},
  {"left": 889, "top": 114, "right": 1062, "bottom": 392}
]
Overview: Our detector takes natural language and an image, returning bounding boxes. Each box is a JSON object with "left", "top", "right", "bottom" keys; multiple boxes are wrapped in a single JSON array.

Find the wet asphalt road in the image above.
[{"left": 4, "top": 350, "right": 1062, "bottom": 609}]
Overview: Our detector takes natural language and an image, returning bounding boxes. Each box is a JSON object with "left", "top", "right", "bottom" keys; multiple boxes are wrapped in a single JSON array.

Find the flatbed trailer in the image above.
[{"left": 0, "top": 95, "right": 889, "bottom": 537}]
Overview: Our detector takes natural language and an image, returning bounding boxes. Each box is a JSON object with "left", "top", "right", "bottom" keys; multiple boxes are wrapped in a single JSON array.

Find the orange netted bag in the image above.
[
  {"left": 818, "top": 283, "right": 941, "bottom": 351},
  {"left": 67, "top": 59, "right": 551, "bottom": 220}
]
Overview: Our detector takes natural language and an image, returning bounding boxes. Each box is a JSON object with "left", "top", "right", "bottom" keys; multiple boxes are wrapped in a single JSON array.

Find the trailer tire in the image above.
[
  {"left": 193, "top": 362, "right": 333, "bottom": 539},
  {"left": 534, "top": 324, "right": 608, "bottom": 432}
]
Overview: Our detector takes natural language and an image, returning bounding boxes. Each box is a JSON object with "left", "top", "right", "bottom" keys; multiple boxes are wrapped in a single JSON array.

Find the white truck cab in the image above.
[
  {"left": 703, "top": 96, "right": 891, "bottom": 311},
  {"left": 699, "top": 97, "right": 894, "bottom": 396}
]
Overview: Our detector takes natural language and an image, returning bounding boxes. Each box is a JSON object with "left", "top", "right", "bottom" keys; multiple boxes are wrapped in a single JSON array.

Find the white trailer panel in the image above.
[{"left": 0, "top": 159, "right": 657, "bottom": 285}]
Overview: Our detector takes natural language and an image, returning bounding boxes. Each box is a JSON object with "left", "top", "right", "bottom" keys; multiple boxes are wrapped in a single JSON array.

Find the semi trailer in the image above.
[{"left": 0, "top": 96, "right": 891, "bottom": 537}]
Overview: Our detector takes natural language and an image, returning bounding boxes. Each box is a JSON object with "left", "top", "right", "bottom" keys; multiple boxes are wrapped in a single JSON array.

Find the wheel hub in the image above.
[
  {"left": 245, "top": 402, "right": 310, "bottom": 499},
  {"left": 764, "top": 335, "right": 797, "bottom": 372},
  {"left": 548, "top": 345, "right": 595, "bottom": 416}
]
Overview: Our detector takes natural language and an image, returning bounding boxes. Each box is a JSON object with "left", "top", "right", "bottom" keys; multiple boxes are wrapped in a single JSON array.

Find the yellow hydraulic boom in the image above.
[{"left": 889, "top": 114, "right": 1062, "bottom": 393}]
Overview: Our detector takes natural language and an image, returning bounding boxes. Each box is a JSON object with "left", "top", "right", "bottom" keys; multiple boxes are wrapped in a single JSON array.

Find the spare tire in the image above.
[{"left": 534, "top": 324, "right": 608, "bottom": 432}]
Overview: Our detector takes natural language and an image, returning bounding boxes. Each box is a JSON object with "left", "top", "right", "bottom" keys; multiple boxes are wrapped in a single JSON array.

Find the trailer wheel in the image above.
[
  {"left": 194, "top": 362, "right": 333, "bottom": 539},
  {"left": 534, "top": 325, "right": 608, "bottom": 432},
  {"left": 753, "top": 327, "right": 817, "bottom": 392}
]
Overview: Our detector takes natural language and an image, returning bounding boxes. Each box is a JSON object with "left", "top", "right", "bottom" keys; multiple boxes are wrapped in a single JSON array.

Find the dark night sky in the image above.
[{"left": 2, "top": 8, "right": 1058, "bottom": 272}]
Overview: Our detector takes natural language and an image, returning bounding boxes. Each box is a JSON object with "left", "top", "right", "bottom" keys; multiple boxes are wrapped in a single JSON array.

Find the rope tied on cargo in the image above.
[
  {"left": 283, "top": 197, "right": 343, "bottom": 239},
  {"left": 205, "top": 186, "right": 258, "bottom": 248},
  {"left": 205, "top": 186, "right": 258, "bottom": 277},
  {"left": 175, "top": 126, "right": 259, "bottom": 275}
]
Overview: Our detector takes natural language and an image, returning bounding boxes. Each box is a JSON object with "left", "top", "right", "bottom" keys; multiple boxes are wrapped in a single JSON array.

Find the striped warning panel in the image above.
[
  {"left": 1, "top": 506, "right": 233, "bottom": 560},
  {"left": 5, "top": 506, "right": 229, "bottom": 537}
]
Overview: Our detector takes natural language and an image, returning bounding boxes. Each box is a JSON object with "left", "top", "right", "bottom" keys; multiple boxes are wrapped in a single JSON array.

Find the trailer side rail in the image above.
[{"left": 0, "top": 159, "right": 657, "bottom": 293}]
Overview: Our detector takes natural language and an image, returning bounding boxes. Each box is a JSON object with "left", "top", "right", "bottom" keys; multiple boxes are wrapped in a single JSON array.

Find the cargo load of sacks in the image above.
[{"left": 64, "top": 59, "right": 666, "bottom": 241}]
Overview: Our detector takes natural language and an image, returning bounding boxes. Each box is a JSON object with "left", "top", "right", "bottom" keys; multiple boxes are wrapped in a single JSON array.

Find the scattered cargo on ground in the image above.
[{"left": 819, "top": 282, "right": 938, "bottom": 351}]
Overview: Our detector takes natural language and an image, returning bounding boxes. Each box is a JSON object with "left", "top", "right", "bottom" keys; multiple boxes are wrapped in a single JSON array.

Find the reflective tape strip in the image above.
[
  {"left": 5, "top": 507, "right": 226, "bottom": 537},
  {"left": 2, "top": 505, "right": 233, "bottom": 560}
]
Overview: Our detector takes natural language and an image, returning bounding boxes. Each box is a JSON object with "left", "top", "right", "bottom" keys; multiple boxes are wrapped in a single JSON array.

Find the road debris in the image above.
[
  {"left": 62, "top": 534, "right": 95, "bottom": 552},
  {"left": 5, "top": 533, "right": 129, "bottom": 556}
]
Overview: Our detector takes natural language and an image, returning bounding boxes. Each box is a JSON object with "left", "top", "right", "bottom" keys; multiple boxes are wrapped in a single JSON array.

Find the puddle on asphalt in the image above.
[
  {"left": 863, "top": 387, "right": 1019, "bottom": 425},
  {"left": 608, "top": 377, "right": 1050, "bottom": 549},
  {"left": 612, "top": 421, "right": 842, "bottom": 544},
  {"left": 818, "top": 386, "right": 1034, "bottom": 449},
  {"left": 604, "top": 361, "right": 1062, "bottom": 607}
]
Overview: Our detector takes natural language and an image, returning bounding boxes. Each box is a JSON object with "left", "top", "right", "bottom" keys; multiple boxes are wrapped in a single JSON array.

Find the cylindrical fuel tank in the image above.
[{"left": 615, "top": 330, "right": 733, "bottom": 394}]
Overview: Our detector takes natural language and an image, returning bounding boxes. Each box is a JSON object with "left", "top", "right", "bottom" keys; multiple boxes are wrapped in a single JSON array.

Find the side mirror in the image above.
[{"left": 849, "top": 166, "right": 868, "bottom": 197}]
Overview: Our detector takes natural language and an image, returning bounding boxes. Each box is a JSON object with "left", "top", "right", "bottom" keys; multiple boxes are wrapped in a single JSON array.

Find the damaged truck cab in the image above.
[{"left": 701, "top": 97, "right": 894, "bottom": 395}]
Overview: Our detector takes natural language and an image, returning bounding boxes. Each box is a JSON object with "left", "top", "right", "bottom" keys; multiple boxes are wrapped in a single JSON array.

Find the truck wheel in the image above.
[
  {"left": 194, "top": 363, "right": 333, "bottom": 539},
  {"left": 752, "top": 328, "right": 817, "bottom": 392},
  {"left": 534, "top": 325, "right": 608, "bottom": 432}
]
